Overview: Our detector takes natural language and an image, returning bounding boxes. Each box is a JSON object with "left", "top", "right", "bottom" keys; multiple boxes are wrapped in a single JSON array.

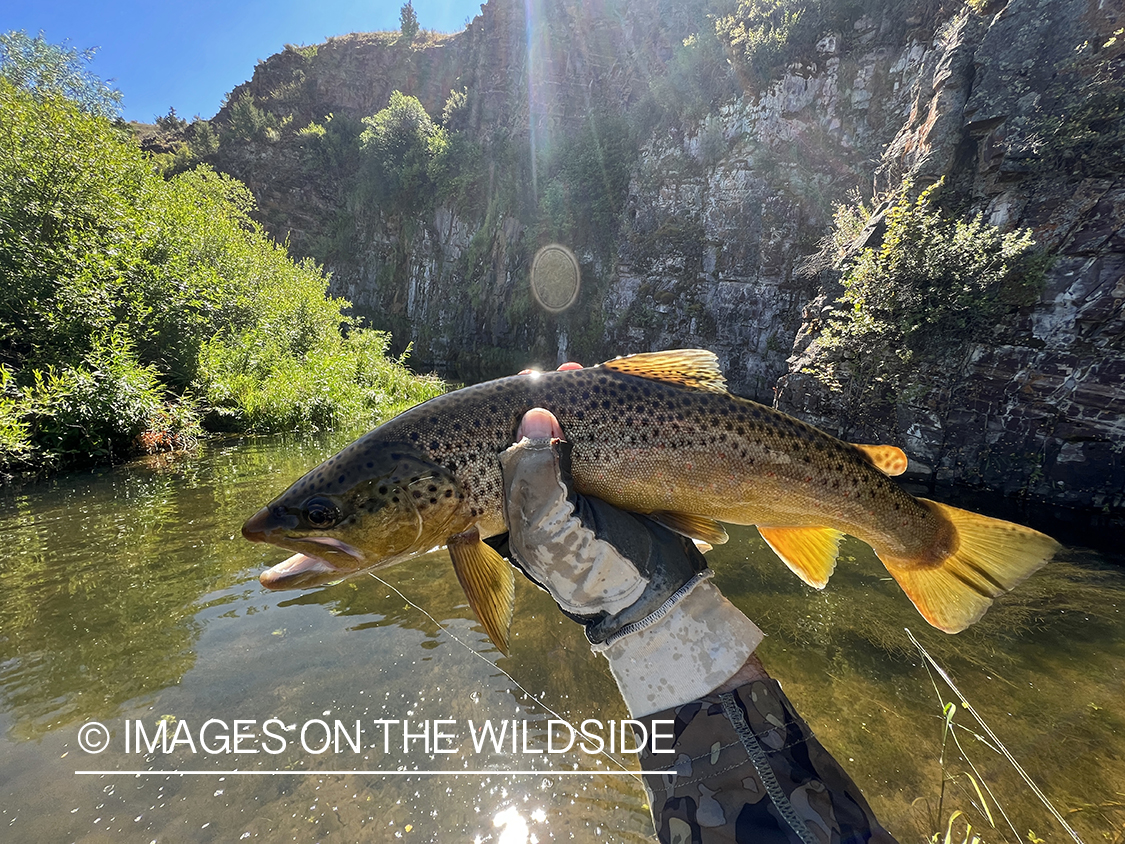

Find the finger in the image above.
[{"left": 517, "top": 407, "right": 563, "bottom": 440}]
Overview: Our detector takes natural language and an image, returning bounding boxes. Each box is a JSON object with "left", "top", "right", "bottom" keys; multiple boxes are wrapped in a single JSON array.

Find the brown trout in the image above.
[{"left": 242, "top": 350, "right": 1058, "bottom": 652}]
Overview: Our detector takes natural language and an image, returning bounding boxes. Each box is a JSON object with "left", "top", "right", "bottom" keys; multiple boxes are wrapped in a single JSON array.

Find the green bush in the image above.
[
  {"left": 649, "top": 25, "right": 739, "bottom": 122},
  {"left": 357, "top": 91, "right": 448, "bottom": 215},
  {"left": 198, "top": 327, "right": 443, "bottom": 433},
  {"left": 0, "top": 61, "right": 444, "bottom": 478},
  {"left": 810, "top": 181, "right": 1049, "bottom": 399},
  {"left": 716, "top": 0, "right": 810, "bottom": 86},
  {"left": 715, "top": 0, "right": 933, "bottom": 87},
  {"left": 224, "top": 91, "right": 283, "bottom": 142},
  {"left": 21, "top": 336, "right": 169, "bottom": 467},
  {"left": 0, "top": 366, "right": 31, "bottom": 471}
]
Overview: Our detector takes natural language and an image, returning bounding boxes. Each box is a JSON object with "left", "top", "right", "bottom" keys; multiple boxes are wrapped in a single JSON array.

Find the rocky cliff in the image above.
[{"left": 203, "top": 0, "right": 1123, "bottom": 518}]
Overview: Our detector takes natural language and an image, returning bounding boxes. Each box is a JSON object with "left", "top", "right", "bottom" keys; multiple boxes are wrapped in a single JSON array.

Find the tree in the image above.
[
  {"left": 358, "top": 91, "right": 447, "bottom": 212},
  {"left": 0, "top": 29, "right": 121, "bottom": 117},
  {"left": 400, "top": 2, "right": 420, "bottom": 42}
]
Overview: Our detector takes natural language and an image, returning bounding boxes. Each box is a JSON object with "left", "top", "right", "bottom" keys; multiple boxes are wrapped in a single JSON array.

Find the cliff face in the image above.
[
  {"left": 778, "top": 0, "right": 1125, "bottom": 513},
  {"left": 206, "top": 0, "right": 1124, "bottom": 516}
]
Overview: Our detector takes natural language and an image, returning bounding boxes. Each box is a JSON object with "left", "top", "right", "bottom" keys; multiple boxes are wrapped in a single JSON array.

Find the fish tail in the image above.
[{"left": 880, "top": 500, "right": 1060, "bottom": 633}]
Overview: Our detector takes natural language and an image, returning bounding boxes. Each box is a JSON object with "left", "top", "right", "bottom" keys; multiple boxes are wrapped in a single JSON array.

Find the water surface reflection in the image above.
[{"left": 0, "top": 434, "right": 1122, "bottom": 843}]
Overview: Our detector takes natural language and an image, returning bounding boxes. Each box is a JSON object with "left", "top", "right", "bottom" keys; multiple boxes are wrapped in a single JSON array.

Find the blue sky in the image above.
[{"left": 3, "top": 1, "right": 485, "bottom": 123}]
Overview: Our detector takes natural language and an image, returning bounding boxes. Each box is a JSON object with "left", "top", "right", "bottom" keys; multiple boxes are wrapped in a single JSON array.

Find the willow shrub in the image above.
[{"left": 0, "top": 77, "right": 442, "bottom": 474}]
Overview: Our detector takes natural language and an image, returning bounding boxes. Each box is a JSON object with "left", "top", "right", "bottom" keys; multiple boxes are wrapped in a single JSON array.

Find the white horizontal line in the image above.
[{"left": 75, "top": 770, "right": 674, "bottom": 777}]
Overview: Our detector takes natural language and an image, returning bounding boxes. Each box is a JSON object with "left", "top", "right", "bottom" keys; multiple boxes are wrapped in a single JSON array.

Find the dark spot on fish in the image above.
[
  {"left": 430, "top": 440, "right": 439, "bottom": 450},
  {"left": 429, "top": 497, "right": 437, "bottom": 504},
  {"left": 378, "top": 486, "right": 388, "bottom": 495},
  {"left": 410, "top": 432, "right": 419, "bottom": 441},
  {"left": 391, "top": 453, "right": 402, "bottom": 461},
  {"left": 366, "top": 462, "right": 374, "bottom": 469},
  {"left": 444, "top": 489, "right": 453, "bottom": 498},
  {"left": 392, "top": 496, "right": 400, "bottom": 503},
  {"left": 428, "top": 484, "right": 438, "bottom": 492},
  {"left": 412, "top": 491, "right": 422, "bottom": 499}
]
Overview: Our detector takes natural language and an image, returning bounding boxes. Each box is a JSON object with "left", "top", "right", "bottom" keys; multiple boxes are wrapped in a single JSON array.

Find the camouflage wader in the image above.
[{"left": 637, "top": 679, "right": 899, "bottom": 844}]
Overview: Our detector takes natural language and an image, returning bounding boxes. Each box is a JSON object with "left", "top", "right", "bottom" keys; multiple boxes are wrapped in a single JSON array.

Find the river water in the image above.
[{"left": 1, "top": 431, "right": 1122, "bottom": 844}]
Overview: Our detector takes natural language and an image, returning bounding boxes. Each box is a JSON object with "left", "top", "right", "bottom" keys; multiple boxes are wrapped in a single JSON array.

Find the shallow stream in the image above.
[{"left": 1, "top": 432, "right": 1122, "bottom": 843}]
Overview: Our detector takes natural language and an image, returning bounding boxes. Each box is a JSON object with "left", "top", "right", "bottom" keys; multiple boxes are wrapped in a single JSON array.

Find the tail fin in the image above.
[{"left": 880, "top": 500, "right": 1060, "bottom": 633}]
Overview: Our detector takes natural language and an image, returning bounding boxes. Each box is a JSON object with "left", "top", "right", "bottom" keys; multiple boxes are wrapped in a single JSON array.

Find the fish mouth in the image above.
[
  {"left": 259, "top": 552, "right": 345, "bottom": 589},
  {"left": 241, "top": 500, "right": 368, "bottom": 589},
  {"left": 257, "top": 537, "right": 366, "bottom": 589}
]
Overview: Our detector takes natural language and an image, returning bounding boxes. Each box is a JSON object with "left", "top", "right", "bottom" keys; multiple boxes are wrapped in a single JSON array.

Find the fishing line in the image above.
[
  {"left": 906, "top": 628, "right": 1086, "bottom": 844},
  {"left": 365, "top": 570, "right": 642, "bottom": 782}
]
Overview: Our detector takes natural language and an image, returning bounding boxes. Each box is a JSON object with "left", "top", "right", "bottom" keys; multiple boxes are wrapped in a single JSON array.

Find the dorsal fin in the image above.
[
  {"left": 851, "top": 444, "right": 909, "bottom": 476},
  {"left": 600, "top": 350, "right": 727, "bottom": 393}
]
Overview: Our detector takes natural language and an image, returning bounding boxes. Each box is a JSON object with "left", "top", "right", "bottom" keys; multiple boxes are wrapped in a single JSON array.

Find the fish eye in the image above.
[{"left": 303, "top": 497, "right": 340, "bottom": 528}]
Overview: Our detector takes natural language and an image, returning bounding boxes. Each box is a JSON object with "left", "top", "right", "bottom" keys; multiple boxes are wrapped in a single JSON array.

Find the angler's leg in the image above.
[{"left": 635, "top": 656, "right": 897, "bottom": 844}]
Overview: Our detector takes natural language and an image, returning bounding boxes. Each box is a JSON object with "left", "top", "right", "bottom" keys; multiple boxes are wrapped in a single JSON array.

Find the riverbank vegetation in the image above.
[
  {"left": 805, "top": 181, "right": 1049, "bottom": 409},
  {"left": 0, "top": 33, "right": 443, "bottom": 480}
]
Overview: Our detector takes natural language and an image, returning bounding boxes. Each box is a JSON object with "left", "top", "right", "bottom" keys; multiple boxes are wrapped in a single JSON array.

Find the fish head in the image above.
[{"left": 242, "top": 443, "right": 467, "bottom": 589}]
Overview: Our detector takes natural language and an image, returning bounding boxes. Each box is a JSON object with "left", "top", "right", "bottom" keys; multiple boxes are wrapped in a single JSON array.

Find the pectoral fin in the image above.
[
  {"left": 757, "top": 526, "right": 845, "bottom": 589},
  {"left": 647, "top": 511, "right": 729, "bottom": 545},
  {"left": 448, "top": 527, "right": 516, "bottom": 655}
]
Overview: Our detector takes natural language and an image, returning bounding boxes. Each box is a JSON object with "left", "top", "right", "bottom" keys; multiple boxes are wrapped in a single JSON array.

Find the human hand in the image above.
[{"left": 500, "top": 403, "right": 765, "bottom": 717}]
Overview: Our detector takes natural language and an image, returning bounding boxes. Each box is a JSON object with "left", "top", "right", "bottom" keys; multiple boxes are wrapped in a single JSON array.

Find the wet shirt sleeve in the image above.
[{"left": 636, "top": 680, "right": 899, "bottom": 844}]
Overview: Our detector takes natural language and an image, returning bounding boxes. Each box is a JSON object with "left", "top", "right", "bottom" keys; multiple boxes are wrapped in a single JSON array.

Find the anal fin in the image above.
[
  {"left": 758, "top": 526, "right": 845, "bottom": 589},
  {"left": 647, "top": 511, "right": 729, "bottom": 545},
  {"left": 448, "top": 527, "right": 516, "bottom": 654}
]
